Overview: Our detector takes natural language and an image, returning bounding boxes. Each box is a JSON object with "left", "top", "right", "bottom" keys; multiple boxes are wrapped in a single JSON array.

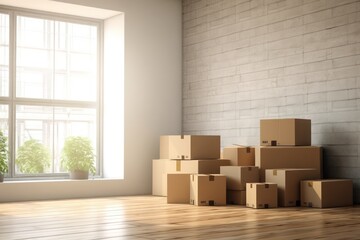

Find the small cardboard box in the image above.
[
  {"left": 255, "top": 146, "right": 323, "bottom": 182},
  {"left": 227, "top": 190, "right": 246, "bottom": 205},
  {"left": 260, "top": 119, "right": 311, "bottom": 146},
  {"left": 301, "top": 179, "right": 353, "bottom": 208},
  {"left": 160, "top": 135, "right": 220, "bottom": 159},
  {"left": 152, "top": 159, "right": 230, "bottom": 196},
  {"left": 265, "top": 169, "right": 320, "bottom": 207},
  {"left": 220, "top": 166, "right": 259, "bottom": 191},
  {"left": 190, "top": 174, "right": 226, "bottom": 206},
  {"left": 167, "top": 173, "right": 191, "bottom": 204},
  {"left": 246, "top": 183, "right": 278, "bottom": 209},
  {"left": 222, "top": 146, "right": 255, "bottom": 166}
]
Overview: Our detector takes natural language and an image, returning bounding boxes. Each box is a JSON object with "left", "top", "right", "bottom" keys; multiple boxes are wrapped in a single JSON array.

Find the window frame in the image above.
[{"left": 0, "top": 6, "right": 104, "bottom": 180}]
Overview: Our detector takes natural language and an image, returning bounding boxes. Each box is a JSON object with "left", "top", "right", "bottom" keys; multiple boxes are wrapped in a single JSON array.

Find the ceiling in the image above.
[{"left": 0, "top": 0, "right": 121, "bottom": 19}]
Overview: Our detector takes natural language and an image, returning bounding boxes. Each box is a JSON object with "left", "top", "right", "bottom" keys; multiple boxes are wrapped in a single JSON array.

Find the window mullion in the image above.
[
  {"left": 52, "top": 21, "right": 56, "bottom": 175},
  {"left": 97, "top": 24, "right": 103, "bottom": 177},
  {"left": 8, "top": 12, "right": 16, "bottom": 178}
]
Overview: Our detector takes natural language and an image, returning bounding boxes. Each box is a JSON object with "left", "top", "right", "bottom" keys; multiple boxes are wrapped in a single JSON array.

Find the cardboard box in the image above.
[
  {"left": 152, "top": 159, "right": 168, "bottom": 196},
  {"left": 265, "top": 169, "right": 320, "bottom": 207},
  {"left": 220, "top": 166, "right": 259, "bottom": 190},
  {"left": 260, "top": 119, "right": 311, "bottom": 146},
  {"left": 160, "top": 135, "right": 220, "bottom": 159},
  {"left": 160, "top": 136, "right": 171, "bottom": 159},
  {"left": 223, "top": 146, "right": 255, "bottom": 166},
  {"left": 167, "top": 159, "right": 230, "bottom": 174},
  {"left": 167, "top": 173, "right": 191, "bottom": 204},
  {"left": 246, "top": 183, "right": 278, "bottom": 209},
  {"left": 227, "top": 190, "right": 246, "bottom": 205},
  {"left": 190, "top": 174, "right": 226, "bottom": 206},
  {"left": 152, "top": 159, "right": 230, "bottom": 196},
  {"left": 255, "top": 146, "right": 323, "bottom": 182},
  {"left": 301, "top": 179, "right": 353, "bottom": 208}
]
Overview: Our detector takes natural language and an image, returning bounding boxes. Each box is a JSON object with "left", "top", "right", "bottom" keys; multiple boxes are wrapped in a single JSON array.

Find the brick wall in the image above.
[{"left": 182, "top": 0, "right": 360, "bottom": 203}]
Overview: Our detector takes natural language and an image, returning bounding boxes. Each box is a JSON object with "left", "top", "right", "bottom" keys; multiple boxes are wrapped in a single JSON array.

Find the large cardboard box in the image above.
[
  {"left": 222, "top": 146, "right": 255, "bottom": 166},
  {"left": 160, "top": 135, "right": 220, "bottom": 159},
  {"left": 265, "top": 169, "right": 320, "bottom": 207},
  {"left": 260, "top": 119, "right": 311, "bottom": 146},
  {"left": 246, "top": 183, "right": 278, "bottom": 209},
  {"left": 167, "top": 173, "right": 191, "bottom": 204},
  {"left": 167, "top": 159, "right": 230, "bottom": 174},
  {"left": 227, "top": 190, "right": 246, "bottom": 205},
  {"left": 160, "top": 136, "right": 171, "bottom": 159},
  {"left": 152, "top": 159, "right": 230, "bottom": 196},
  {"left": 255, "top": 146, "right": 323, "bottom": 182},
  {"left": 220, "top": 166, "right": 259, "bottom": 190},
  {"left": 152, "top": 159, "right": 169, "bottom": 196},
  {"left": 190, "top": 174, "right": 226, "bottom": 206},
  {"left": 301, "top": 179, "right": 353, "bottom": 208}
]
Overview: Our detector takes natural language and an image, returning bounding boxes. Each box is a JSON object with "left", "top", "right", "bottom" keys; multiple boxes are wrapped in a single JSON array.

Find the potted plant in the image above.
[
  {"left": 61, "top": 136, "right": 96, "bottom": 180},
  {"left": 16, "top": 139, "right": 51, "bottom": 174},
  {"left": 0, "top": 131, "right": 8, "bottom": 183}
]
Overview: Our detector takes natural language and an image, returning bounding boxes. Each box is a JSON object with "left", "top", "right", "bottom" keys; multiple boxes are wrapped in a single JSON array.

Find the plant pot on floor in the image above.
[
  {"left": 0, "top": 173, "right": 4, "bottom": 183},
  {"left": 69, "top": 170, "right": 89, "bottom": 180}
]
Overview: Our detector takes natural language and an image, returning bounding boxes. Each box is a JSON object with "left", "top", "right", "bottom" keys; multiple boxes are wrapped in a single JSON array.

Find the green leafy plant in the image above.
[
  {"left": 61, "top": 136, "right": 96, "bottom": 175},
  {"left": 16, "top": 139, "right": 51, "bottom": 174},
  {"left": 0, "top": 131, "right": 8, "bottom": 174}
]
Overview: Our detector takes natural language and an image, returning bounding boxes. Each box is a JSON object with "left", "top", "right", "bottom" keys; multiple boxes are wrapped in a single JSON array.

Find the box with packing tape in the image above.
[
  {"left": 222, "top": 145, "right": 255, "bottom": 166},
  {"left": 246, "top": 183, "right": 278, "bottom": 209},
  {"left": 255, "top": 146, "right": 323, "bottom": 182},
  {"left": 227, "top": 190, "right": 246, "bottom": 205},
  {"left": 160, "top": 135, "right": 220, "bottom": 160},
  {"left": 220, "top": 166, "right": 259, "bottom": 191},
  {"left": 301, "top": 179, "right": 353, "bottom": 208},
  {"left": 265, "top": 169, "right": 320, "bottom": 207},
  {"left": 152, "top": 159, "right": 230, "bottom": 196},
  {"left": 190, "top": 174, "right": 226, "bottom": 206},
  {"left": 260, "top": 118, "right": 311, "bottom": 146}
]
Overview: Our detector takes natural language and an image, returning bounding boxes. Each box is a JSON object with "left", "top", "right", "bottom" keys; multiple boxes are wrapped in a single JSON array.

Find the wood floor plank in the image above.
[{"left": 0, "top": 196, "right": 359, "bottom": 239}]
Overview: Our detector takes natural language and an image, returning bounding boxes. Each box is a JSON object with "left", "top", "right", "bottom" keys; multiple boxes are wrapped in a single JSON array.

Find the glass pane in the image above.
[
  {"left": 15, "top": 105, "right": 96, "bottom": 175},
  {"left": 0, "top": 67, "right": 9, "bottom": 96},
  {"left": 54, "top": 107, "right": 96, "bottom": 174},
  {"left": 54, "top": 22, "right": 97, "bottom": 101},
  {"left": 15, "top": 105, "right": 53, "bottom": 174},
  {"left": 0, "top": 105, "right": 9, "bottom": 176},
  {"left": 16, "top": 69, "right": 52, "bottom": 99},
  {"left": 16, "top": 16, "right": 97, "bottom": 101},
  {"left": 0, "top": 13, "right": 9, "bottom": 97},
  {"left": 0, "top": 46, "right": 9, "bottom": 65},
  {"left": 16, "top": 16, "right": 54, "bottom": 99},
  {"left": 0, "top": 13, "right": 9, "bottom": 45}
]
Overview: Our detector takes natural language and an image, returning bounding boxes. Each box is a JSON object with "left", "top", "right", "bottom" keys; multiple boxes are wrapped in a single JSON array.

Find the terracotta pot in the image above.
[{"left": 69, "top": 170, "right": 89, "bottom": 180}]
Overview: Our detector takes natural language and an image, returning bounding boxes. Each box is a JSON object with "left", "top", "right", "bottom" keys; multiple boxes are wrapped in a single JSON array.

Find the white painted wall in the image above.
[
  {"left": 103, "top": 13, "right": 125, "bottom": 179},
  {"left": 0, "top": 0, "right": 182, "bottom": 202}
]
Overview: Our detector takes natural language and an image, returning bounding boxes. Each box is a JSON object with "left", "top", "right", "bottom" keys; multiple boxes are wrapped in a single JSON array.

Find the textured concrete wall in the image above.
[{"left": 182, "top": 0, "right": 360, "bottom": 203}]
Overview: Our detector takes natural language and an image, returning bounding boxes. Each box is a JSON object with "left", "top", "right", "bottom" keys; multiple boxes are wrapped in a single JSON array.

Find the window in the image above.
[{"left": 0, "top": 9, "right": 102, "bottom": 178}]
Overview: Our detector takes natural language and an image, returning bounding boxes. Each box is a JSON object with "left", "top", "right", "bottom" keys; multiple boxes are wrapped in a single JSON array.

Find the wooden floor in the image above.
[{"left": 0, "top": 196, "right": 359, "bottom": 240}]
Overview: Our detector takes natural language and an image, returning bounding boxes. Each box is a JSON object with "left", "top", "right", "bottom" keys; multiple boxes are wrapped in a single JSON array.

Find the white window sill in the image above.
[
  {"left": 0, "top": 178, "right": 129, "bottom": 202},
  {"left": 1, "top": 178, "right": 124, "bottom": 183}
]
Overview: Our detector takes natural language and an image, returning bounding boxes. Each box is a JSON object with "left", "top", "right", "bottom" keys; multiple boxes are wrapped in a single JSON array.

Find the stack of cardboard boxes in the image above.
[
  {"left": 220, "top": 145, "right": 275, "bottom": 209},
  {"left": 258, "top": 118, "right": 353, "bottom": 208},
  {"left": 152, "top": 118, "right": 353, "bottom": 209},
  {"left": 221, "top": 165, "right": 259, "bottom": 205},
  {"left": 152, "top": 135, "right": 230, "bottom": 205}
]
